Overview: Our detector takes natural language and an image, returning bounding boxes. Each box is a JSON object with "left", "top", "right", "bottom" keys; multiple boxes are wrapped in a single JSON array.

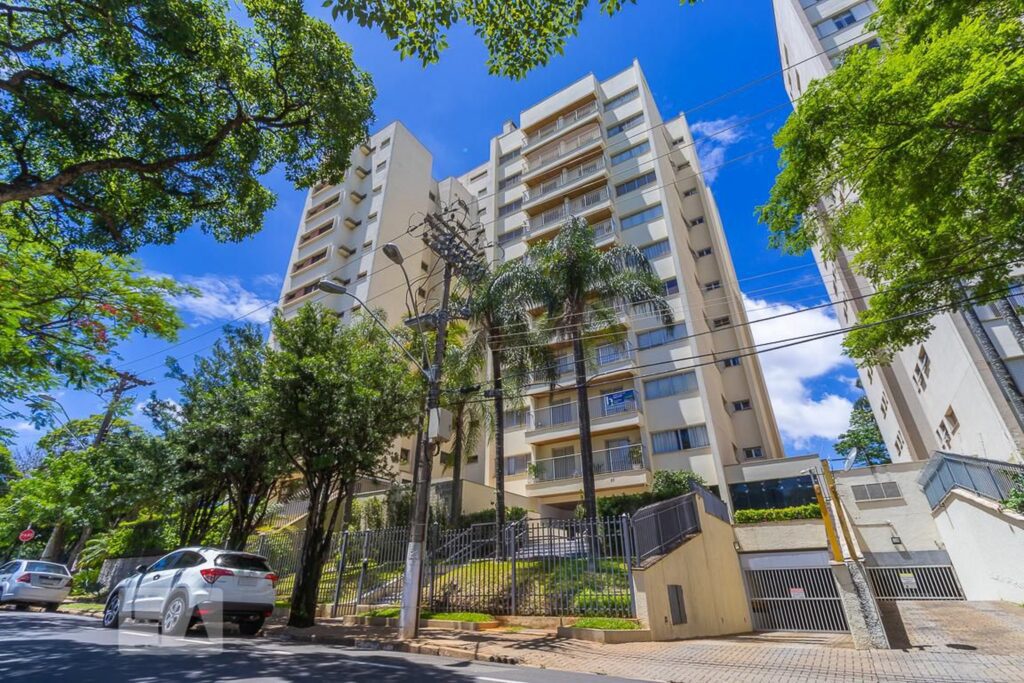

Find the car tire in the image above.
[
  {"left": 14, "top": 603, "right": 29, "bottom": 611},
  {"left": 161, "top": 593, "right": 190, "bottom": 637},
  {"left": 238, "top": 618, "right": 265, "bottom": 637},
  {"left": 44, "top": 603, "right": 59, "bottom": 612},
  {"left": 102, "top": 592, "right": 122, "bottom": 629}
]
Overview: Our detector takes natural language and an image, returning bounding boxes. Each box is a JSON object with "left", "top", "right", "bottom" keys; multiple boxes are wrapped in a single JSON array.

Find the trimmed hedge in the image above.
[
  {"left": 733, "top": 503, "right": 822, "bottom": 524},
  {"left": 572, "top": 617, "right": 640, "bottom": 630}
]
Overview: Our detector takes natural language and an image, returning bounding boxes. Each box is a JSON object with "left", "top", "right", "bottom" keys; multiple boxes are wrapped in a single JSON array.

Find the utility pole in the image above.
[{"left": 399, "top": 201, "right": 488, "bottom": 639}]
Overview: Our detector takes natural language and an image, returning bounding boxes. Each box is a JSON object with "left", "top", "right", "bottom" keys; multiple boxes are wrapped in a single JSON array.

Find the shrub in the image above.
[
  {"left": 572, "top": 617, "right": 639, "bottom": 630},
  {"left": 458, "top": 506, "right": 527, "bottom": 528},
  {"left": 733, "top": 503, "right": 822, "bottom": 524},
  {"left": 572, "top": 589, "right": 631, "bottom": 615},
  {"left": 421, "top": 611, "right": 493, "bottom": 622},
  {"left": 596, "top": 471, "right": 707, "bottom": 518},
  {"left": 1003, "top": 473, "right": 1024, "bottom": 515}
]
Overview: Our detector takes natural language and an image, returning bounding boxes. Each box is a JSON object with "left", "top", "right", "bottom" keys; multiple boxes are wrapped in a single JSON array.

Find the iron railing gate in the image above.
[
  {"left": 866, "top": 565, "right": 965, "bottom": 601},
  {"left": 744, "top": 567, "right": 849, "bottom": 632}
]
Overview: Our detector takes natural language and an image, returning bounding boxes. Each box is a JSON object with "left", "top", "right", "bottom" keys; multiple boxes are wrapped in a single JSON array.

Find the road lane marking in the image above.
[
  {"left": 476, "top": 677, "right": 527, "bottom": 683},
  {"left": 345, "top": 660, "right": 405, "bottom": 670}
]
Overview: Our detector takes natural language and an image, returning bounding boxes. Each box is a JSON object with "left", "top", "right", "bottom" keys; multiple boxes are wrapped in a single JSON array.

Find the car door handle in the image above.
[{"left": 151, "top": 574, "right": 160, "bottom": 580}]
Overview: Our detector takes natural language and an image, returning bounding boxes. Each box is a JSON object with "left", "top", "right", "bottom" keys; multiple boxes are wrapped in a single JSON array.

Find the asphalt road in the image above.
[{"left": 0, "top": 610, "right": 651, "bottom": 683}]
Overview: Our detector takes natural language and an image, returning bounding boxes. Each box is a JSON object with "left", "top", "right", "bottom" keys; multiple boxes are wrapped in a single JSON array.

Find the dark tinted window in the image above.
[
  {"left": 24, "top": 561, "right": 69, "bottom": 575},
  {"left": 0, "top": 562, "right": 21, "bottom": 574},
  {"left": 175, "top": 552, "right": 205, "bottom": 569},
  {"left": 147, "top": 552, "right": 182, "bottom": 573},
  {"left": 729, "top": 475, "right": 816, "bottom": 511},
  {"left": 215, "top": 554, "right": 271, "bottom": 571}
]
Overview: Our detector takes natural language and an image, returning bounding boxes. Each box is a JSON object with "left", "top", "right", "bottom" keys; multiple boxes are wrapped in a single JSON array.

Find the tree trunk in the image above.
[
  {"left": 65, "top": 525, "right": 92, "bottom": 570},
  {"left": 341, "top": 480, "right": 356, "bottom": 529},
  {"left": 449, "top": 406, "right": 464, "bottom": 527},
  {"left": 572, "top": 326, "right": 598, "bottom": 522},
  {"left": 491, "top": 345, "right": 507, "bottom": 555},
  {"left": 40, "top": 522, "right": 66, "bottom": 562},
  {"left": 288, "top": 477, "right": 344, "bottom": 628}
]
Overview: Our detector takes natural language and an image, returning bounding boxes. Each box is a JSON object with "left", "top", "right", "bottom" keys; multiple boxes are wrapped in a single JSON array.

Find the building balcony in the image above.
[
  {"left": 523, "top": 127, "right": 603, "bottom": 181},
  {"left": 529, "top": 443, "right": 647, "bottom": 484},
  {"left": 525, "top": 341, "right": 635, "bottom": 393},
  {"left": 522, "top": 156, "right": 608, "bottom": 213},
  {"left": 522, "top": 100, "right": 601, "bottom": 152},
  {"left": 525, "top": 387, "right": 642, "bottom": 443},
  {"left": 524, "top": 186, "right": 612, "bottom": 242}
]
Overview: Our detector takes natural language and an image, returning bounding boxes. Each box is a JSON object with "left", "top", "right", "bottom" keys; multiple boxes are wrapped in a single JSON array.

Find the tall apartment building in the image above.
[
  {"left": 771, "top": 0, "right": 1024, "bottom": 462},
  {"left": 280, "top": 62, "right": 815, "bottom": 518}
]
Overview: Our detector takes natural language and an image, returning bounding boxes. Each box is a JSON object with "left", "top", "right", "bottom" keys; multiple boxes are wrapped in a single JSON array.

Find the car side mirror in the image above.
[{"left": 135, "top": 564, "right": 148, "bottom": 574}]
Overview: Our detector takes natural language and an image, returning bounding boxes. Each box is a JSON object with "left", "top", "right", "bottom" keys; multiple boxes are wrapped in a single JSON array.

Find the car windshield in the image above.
[
  {"left": 23, "top": 561, "right": 69, "bottom": 575},
  {"left": 215, "top": 554, "right": 271, "bottom": 572}
]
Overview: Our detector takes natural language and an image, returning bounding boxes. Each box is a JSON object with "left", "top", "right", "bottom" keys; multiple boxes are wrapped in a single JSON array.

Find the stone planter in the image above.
[{"left": 556, "top": 626, "right": 653, "bottom": 644}]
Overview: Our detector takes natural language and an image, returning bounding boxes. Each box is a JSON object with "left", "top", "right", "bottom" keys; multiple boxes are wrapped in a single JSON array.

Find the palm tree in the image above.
[
  {"left": 466, "top": 261, "right": 552, "bottom": 535},
  {"left": 440, "top": 323, "right": 485, "bottom": 526},
  {"left": 525, "top": 217, "right": 672, "bottom": 521}
]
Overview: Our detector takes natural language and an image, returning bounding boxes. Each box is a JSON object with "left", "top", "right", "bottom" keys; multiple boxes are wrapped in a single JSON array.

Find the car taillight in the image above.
[
  {"left": 16, "top": 574, "right": 31, "bottom": 583},
  {"left": 265, "top": 573, "right": 278, "bottom": 586},
  {"left": 199, "top": 568, "right": 234, "bottom": 584}
]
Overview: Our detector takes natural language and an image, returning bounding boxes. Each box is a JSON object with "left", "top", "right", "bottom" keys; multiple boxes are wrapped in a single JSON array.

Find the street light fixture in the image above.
[{"left": 382, "top": 242, "right": 404, "bottom": 265}]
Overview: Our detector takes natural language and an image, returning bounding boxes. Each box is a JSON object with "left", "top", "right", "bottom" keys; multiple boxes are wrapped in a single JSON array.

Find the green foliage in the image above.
[
  {"left": 572, "top": 617, "right": 639, "bottom": 630},
  {"left": 572, "top": 590, "right": 631, "bottom": 616},
  {"left": 759, "top": 0, "right": 1024, "bottom": 362},
  {"left": 734, "top": 503, "right": 822, "bottom": 525},
  {"left": 1003, "top": 473, "right": 1024, "bottom": 515},
  {"left": 385, "top": 484, "right": 414, "bottom": 527},
  {"left": 0, "top": 445, "right": 18, "bottom": 496},
  {"left": 0, "top": 226, "right": 183, "bottom": 418},
  {"left": 457, "top": 506, "right": 526, "bottom": 528},
  {"left": 596, "top": 471, "right": 706, "bottom": 517},
  {"left": 835, "top": 388, "right": 891, "bottom": 466},
  {"left": 421, "top": 611, "right": 493, "bottom": 622},
  {"left": 362, "top": 496, "right": 387, "bottom": 530},
  {"left": 76, "top": 517, "right": 176, "bottom": 569},
  {"left": 359, "top": 606, "right": 401, "bottom": 618},
  {"left": 326, "top": 0, "right": 699, "bottom": 79},
  {"left": 0, "top": 0, "right": 374, "bottom": 253}
]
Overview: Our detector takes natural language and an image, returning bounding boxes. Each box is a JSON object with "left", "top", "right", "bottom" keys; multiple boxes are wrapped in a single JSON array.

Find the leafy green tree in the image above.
[
  {"left": 834, "top": 387, "right": 890, "bottom": 467},
  {"left": 327, "top": 0, "right": 699, "bottom": 79},
  {"left": 152, "top": 324, "right": 292, "bottom": 550},
  {"left": 526, "top": 217, "right": 671, "bottom": 520},
  {"left": 258, "top": 305, "right": 421, "bottom": 627},
  {"left": 0, "top": 0, "right": 374, "bottom": 252},
  {"left": 0, "top": 445, "right": 19, "bottom": 496},
  {"left": 0, "top": 225, "right": 184, "bottom": 425},
  {"left": 759, "top": 0, "right": 1024, "bottom": 363},
  {"left": 439, "top": 324, "right": 485, "bottom": 526}
]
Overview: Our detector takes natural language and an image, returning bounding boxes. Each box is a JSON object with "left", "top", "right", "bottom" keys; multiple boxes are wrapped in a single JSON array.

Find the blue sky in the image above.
[{"left": 9, "top": 0, "right": 861, "bottom": 458}]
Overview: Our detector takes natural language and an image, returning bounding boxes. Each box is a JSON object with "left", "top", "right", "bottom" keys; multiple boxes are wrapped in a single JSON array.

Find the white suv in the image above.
[{"left": 103, "top": 547, "right": 277, "bottom": 636}]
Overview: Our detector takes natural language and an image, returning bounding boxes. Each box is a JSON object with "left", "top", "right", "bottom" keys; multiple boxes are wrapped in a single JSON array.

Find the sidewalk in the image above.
[{"left": 265, "top": 620, "right": 1024, "bottom": 683}]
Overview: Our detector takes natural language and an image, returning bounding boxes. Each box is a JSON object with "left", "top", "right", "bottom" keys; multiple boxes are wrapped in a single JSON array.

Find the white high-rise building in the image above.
[{"left": 771, "top": 0, "right": 1024, "bottom": 462}]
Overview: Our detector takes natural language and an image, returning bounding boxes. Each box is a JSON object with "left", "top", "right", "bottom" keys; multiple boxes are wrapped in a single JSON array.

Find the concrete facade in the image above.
[{"left": 771, "top": 0, "right": 1024, "bottom": 465}]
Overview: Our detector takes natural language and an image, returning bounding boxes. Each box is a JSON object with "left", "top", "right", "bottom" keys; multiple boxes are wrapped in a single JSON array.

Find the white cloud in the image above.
[
  {"left": 14, "top": 421, "right": 37, "bottom": 433},
  {"left": 175, "top": 275, "right": 276, "bottom": 325},
  {"left": 689, "top": 116, "right": 749, "bottom": 183},
  {"left": 743, "top": 294, "right": 855, "bottom": 450},
  {"left": 253, "top": 273, "right": 283, "bottom": 290}
]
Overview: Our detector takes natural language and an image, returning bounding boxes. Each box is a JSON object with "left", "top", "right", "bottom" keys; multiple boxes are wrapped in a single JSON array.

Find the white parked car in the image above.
[
  {"left": 0, "top": 560, "right": 73, "bottom": 611},
  {"left": 103, "top": 547, "right": 277, "bottom": 636}
]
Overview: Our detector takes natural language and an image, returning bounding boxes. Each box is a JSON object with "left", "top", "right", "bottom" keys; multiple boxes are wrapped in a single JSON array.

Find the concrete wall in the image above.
[
  {"left": 933, "top": 490, "right": 1024, "bottom": 602},
  {"left": 632, "top": 496, "right": 751, "bottom": 640},
  {"left": 733, "top": 519, "right": 828, "bottom": 553}
]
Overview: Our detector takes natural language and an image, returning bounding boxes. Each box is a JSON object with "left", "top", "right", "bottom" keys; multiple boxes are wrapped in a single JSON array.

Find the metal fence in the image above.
[
  {"left": 744, "top": 567, "right": 849, "bottom": 632},
  {"left": 866, "top": 565, "right": 965, "bottom": 601},
  {"left": 919, "top": 451, "right": 1024, "bottom": 509},
  {"left": 631, "top": 492, "right": 700, "bottom": 564}
]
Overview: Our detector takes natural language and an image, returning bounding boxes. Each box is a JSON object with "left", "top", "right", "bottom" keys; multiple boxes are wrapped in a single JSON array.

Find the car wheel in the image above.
[
  {"left": 44, "top": 603, "right": 59, "bottom": 613},
  {"left": 161, "top": 594, "right": 190, "bottom": 636},
  {"left": 238, "top": 618, "right": 265, "bottom": 637},
  {"left": 102, "top": 592, "right": 122, "bottom": 629},
  {"left": 14, "top": 603, "right": 29, "bottom": 611}
]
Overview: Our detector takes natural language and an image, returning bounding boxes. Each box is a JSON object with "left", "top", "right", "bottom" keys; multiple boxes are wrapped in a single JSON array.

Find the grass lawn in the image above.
[
  {"left": 571, "top": 617, "right": 639, "bottom": 630},
  {"left": 357, "top": 607, "right": 494, "bottom": 622},
  {"left": 61, "top": 602, "right": 106, "bottom": 612}
]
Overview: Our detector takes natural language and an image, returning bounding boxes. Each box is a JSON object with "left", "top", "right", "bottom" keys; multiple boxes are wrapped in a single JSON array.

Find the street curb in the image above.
[{"left": 272, "top": 630, "right": 520, "bottom": 665}]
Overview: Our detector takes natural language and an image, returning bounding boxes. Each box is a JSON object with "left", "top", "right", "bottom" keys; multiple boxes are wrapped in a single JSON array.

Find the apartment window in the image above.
[
  {"left": 729, "top": 475, "right": 815, "bottom": 510},
  {"left": 944, "top": 407, "right": 960, "bottom": 435},
  {"left": 299, "top": 221, "right": 334, "bottom": 246},
  {"left": 477, "top": 187, "right": 486, "bottom": 197},
  {"left": 913, "top": 346, "right": 930, "bottom": 391},
  {"left": 478, "top": 206, "right": 487, "bottom": 216},
  {"left": 636, "top": 323, "right": 687, "bottom": 350},
  {"left": 610, "top": 140, "right": 651, "bottom": 166},
  {"left": 704, "top": 280, "right": 722, "bottom": 292},
  {"left": 428, "top": 191, "right": 436, "bottom": 202},
  {"left": 367, "top": 211, "right": 378, "bottom": 222},
  {"left": 866, "top": 366, "right": 874, "bottom": 384},
  {"left": 356, "top": 270, "right": 367, "bottom": 281},
  {"left": 607, "top": 112, "right": 644, "bottom": 137},
  {"left": 744, "top": 447, "right": 765, "bottom": 459},
  {"left": 712, "top": 316, "right": 731, "bottom": 329},
  {"left": 616, "top": 170, "right": 657, "bottom": 197},
  {"left": 282, "top": 281, "right": 318, "bottom": 305},
  {"left": 937, "top": 422, "right": 952, "bottom": 448},
  {"left": 417, "top": 287, "right": 427, "bottom": 300},
  {"left": 663, "top": 277, "right": 679, "bottom": 296},
  {"left": 306, "top": 194, "right": 339, "bottom": 219},
  {"left": 604, "top": 87, "right": 639, "bottom": 111},
  {"left": 497, "top": 227, "right": 524, "bottom": 246},
  {"left": 733, "top": 400, "right": 752, "bottom": 412},
  {"left": 399, "top": 448, "right": 409, "bottom": 463},
  {"left": 498, "top": 172, "right": 522, "bottom": 191},
  {"left": 683, "top": 187, "right": 698, "bottom": 197},
  {"left": 644, "top": 372, "right": 698, "bottom": 400},
  {"left": 651, "top": 425, "right": 710, "bottom": 453},
  {"left": 695, "top": 246, "right": 713, "bottom": 258},
  {"left": 620, "top": 203, "right": 664, "bottom": 230},
  {"left": 505, "top": 454, "right": 529, "bottom": 476},
  {"left": 722, "top": 356, "right": 741, "bottom": 368},
  {"left": 375, "top": 161, "right": 386, "bottom": 172},
  {"left": 372, "top": 185, "right": 382, "bottom": 194},
  {"left": 690, "top": 215, "right": 706, "bottom": 225},
  {"left": 291, "top": 247, "right": 328, "bottom": 273},
  {"left": 554, "top": 353, "right": 574, "bottom": 376},
  {"left": 499, "top": 148, "right": 521, "bottom": 165},
  {"left": 894, "top": 431, "right": 905, "bottom": 458},
  {"left": 640, "top": 239, "right": 670, "bottom": 261},
  {"left": 815, "top": 1, "right": 874, "bottom": 38},
  {"left": 850, "top": 482, "right": 902, "bottom": 502},
  {"left": 421, "top": 261, "right": 429, "bottom": 272},
  {"left": 379, "top": 137, "right": 391, "bottom": 149},
  {"left": 503, "top": 408, "right": 529, "bottom": 429},
  {"left": 498, "top": 198, "right": 523, "bottom": 217},
  {"left": 470, "top": 170, "right": 487, "bottom": 183},
  {"left": 880, "top": 393, "right": 889, "bottom": 418}
]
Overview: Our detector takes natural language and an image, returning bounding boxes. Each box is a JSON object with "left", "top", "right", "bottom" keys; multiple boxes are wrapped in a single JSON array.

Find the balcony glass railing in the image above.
[
  {"left": 523, "top": 157, "right": 606, "bottom": 204},
  {"left": 530, "top": 389, "right": 639, "bottom": 430},
  {"left": 525, "top": 100, "right": 599, "bottom": 148},
  {"left": 531, "top": 444, "right": 646, "bottom": 483},
  {"left": 527, "top": 187, "right": 610, "bottom": 233},
  {"left": 526, "top": 127, "right": 603, "bottom": 173}
]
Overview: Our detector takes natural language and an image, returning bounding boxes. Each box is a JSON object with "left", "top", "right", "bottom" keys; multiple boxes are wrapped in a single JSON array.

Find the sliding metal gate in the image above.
[
  {"left": 744, "top": 567, "right": 849, "bottom": 632},
  {"left": 866, "top": 565, "right": 965, "bottom": 601}
]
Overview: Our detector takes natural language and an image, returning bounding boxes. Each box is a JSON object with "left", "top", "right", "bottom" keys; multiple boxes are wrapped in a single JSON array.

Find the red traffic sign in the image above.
[{"left": 18, "top": 529, "right": 35, "bottom": 543}]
